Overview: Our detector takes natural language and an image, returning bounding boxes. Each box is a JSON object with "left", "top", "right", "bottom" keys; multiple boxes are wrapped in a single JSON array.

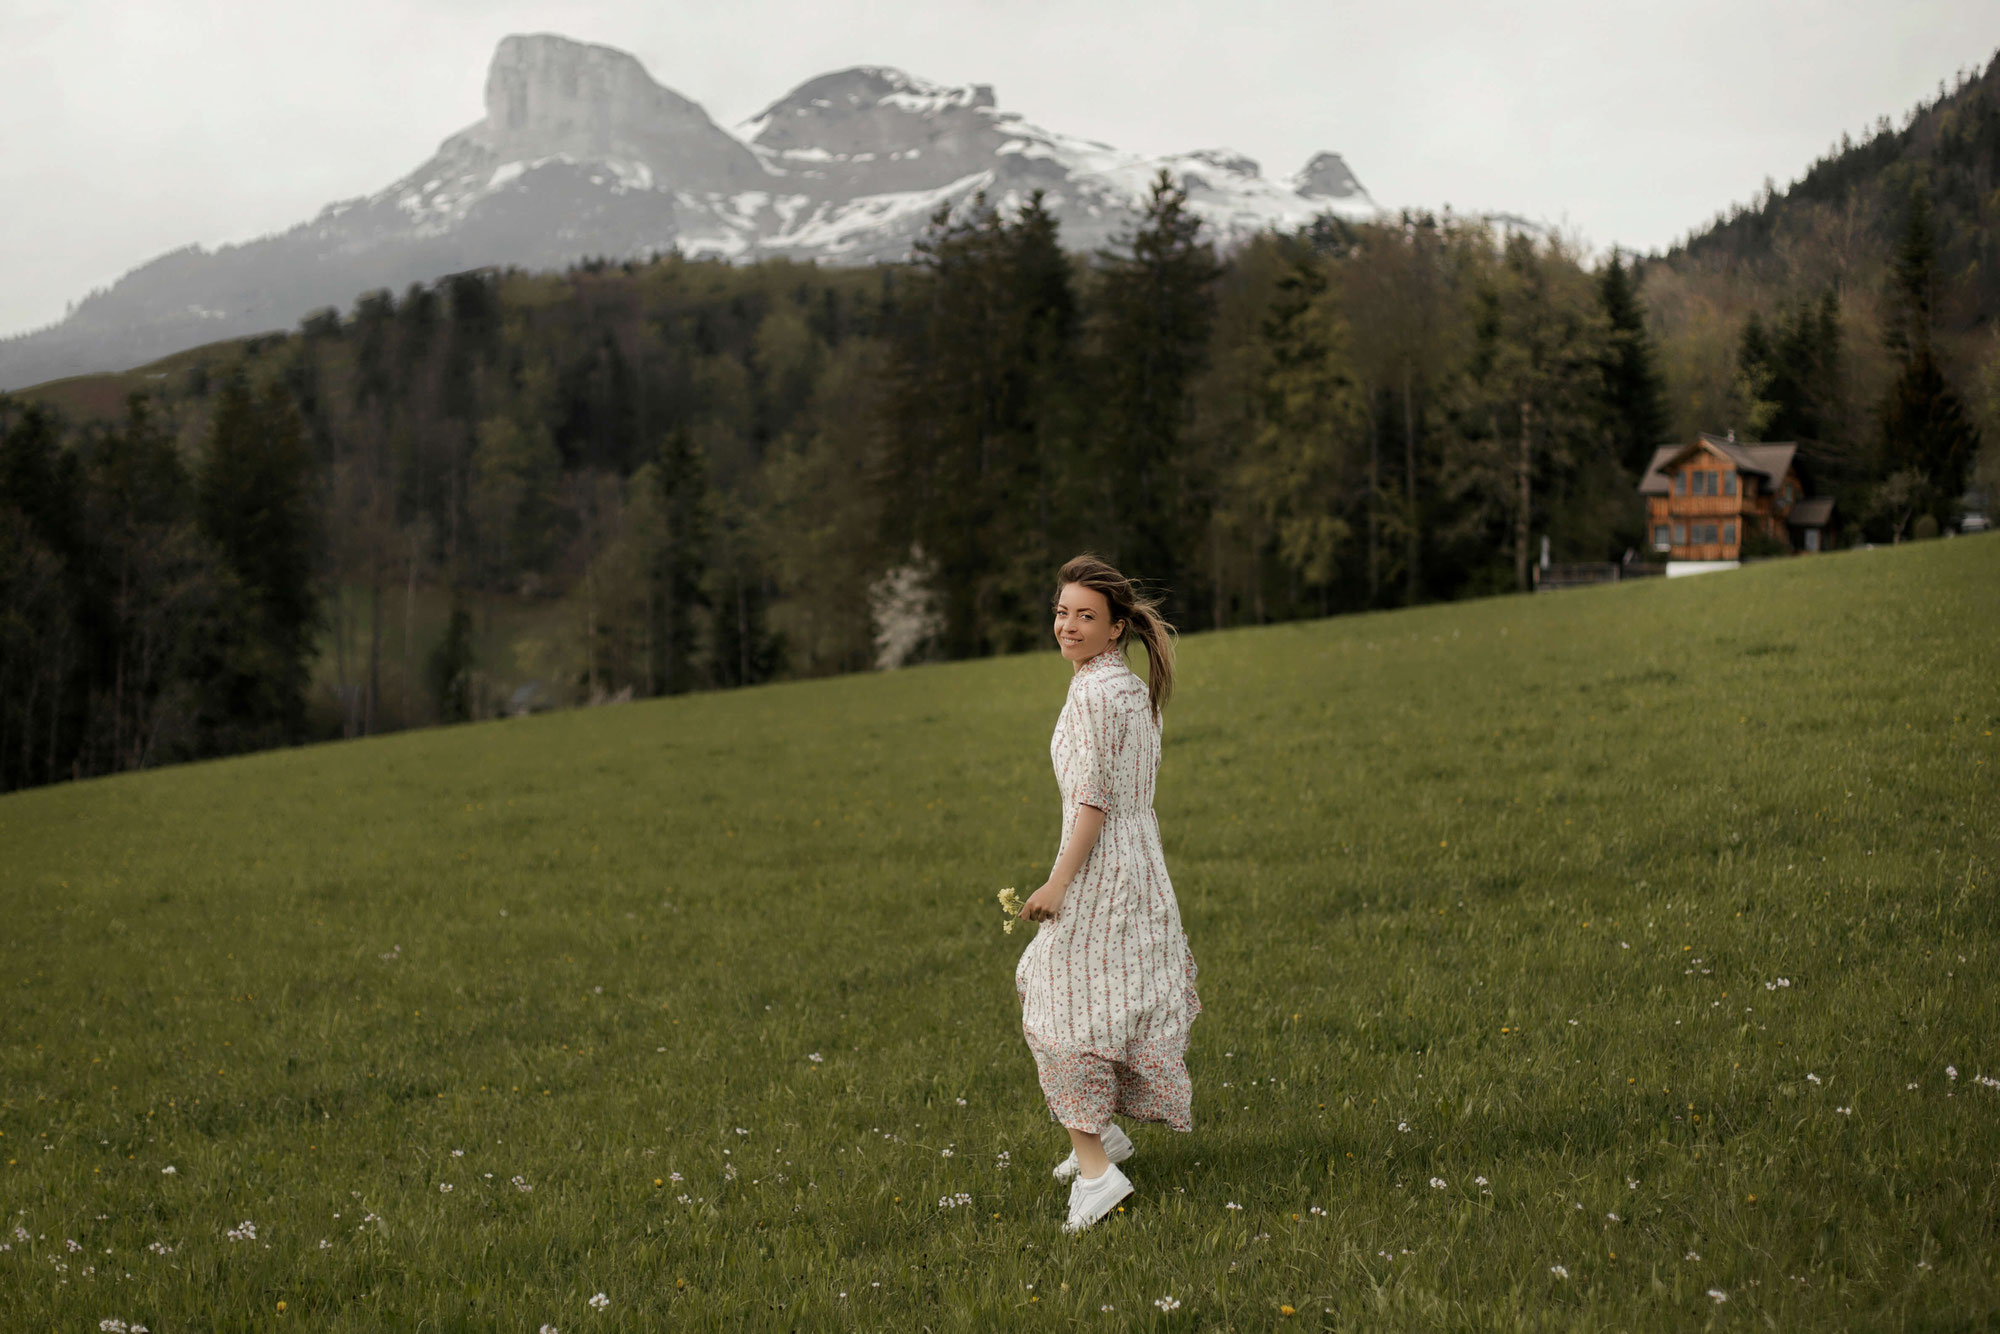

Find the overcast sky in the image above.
[{"left": 3, "top": 0, "right": 1996, "bottom": 338}]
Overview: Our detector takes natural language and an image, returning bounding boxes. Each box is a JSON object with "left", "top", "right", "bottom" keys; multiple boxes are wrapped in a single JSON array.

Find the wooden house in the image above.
[{"left": 1638, "top": 432, "right": 1836, "bottom": 559}]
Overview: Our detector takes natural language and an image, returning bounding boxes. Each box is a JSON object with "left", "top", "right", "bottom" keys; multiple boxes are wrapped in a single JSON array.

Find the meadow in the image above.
[{"left": 2, "top": 534, "right": 1996, "bottom": 1332}]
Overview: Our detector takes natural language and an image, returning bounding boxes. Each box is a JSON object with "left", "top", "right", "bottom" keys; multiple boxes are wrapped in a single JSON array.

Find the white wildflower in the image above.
[
  {"left": 1154, "top": 1295, "right": 1181, "bottom": 1312},
  {"left": 1429, "top": 1177, "right": 1446, "bottom": 1189},
  {"left": 588, "top": 1292, "right": 609, "bottom": 1310},
  {"left": 1708, "top": 1289, "right": 1728, "bottom": 1302},
  {"left": 1550, "top": 1265, "right": 1569, "bottom": 1279}
]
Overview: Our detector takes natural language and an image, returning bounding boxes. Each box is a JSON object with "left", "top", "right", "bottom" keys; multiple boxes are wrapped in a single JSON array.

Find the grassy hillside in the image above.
[{"left": 2, "top": 536, "right": 1996, "bottom": 1331}]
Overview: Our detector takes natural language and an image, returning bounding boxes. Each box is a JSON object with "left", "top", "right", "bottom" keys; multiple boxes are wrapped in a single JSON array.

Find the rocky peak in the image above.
[
  {"left": 1291, "top": 151, "right": 1367, "bottom": 200},
  {"left": 463, "top": 33, "right": 763, "bottom": 186},
  {"left": 743, "top": 66, "right": 1000, "bottom": 158}
]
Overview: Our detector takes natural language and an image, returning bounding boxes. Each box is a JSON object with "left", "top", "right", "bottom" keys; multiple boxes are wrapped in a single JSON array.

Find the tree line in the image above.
[{"left": 2, "top": 158, "right": 1991, "bottom": 792}]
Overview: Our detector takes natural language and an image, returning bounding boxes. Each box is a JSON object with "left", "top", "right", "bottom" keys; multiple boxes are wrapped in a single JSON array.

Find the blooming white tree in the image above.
[{"left": 868, "top": 544, "right": 943, "bottom": 671}]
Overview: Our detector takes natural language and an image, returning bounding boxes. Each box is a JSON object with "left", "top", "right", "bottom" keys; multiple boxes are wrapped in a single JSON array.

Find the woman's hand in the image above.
[{"left": 1021, "top": 879, "right": 1068, "bottom": 924}]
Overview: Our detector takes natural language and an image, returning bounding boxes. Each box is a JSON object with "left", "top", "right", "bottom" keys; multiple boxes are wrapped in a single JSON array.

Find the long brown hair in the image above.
[{"left": 1055, "top": 553, "right": 1177, "bottom": 722}]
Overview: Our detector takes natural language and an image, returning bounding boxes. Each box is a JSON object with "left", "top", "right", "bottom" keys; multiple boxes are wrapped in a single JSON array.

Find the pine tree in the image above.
[
  {"left": 85, "top": 393, "right": 220, "bottom": 771},
  {"left": 196, "top": 372, "right": 322, "bottom": 744},
  {"left": 1880, "top": 346, "right": 1979, "bottom": 517},
  {"left": 1445, "top": 233, "right": 1610, "bottom": 591},
  {"left": 883, "top": 190, "right": 1082, "bottom": 656},
  {"left": 1597, "top": 254, "right": 1668, "bottom": 474},
  {"left": 1886, "top": 183, "right": 1936, "bottom": 359},
  {"left": 0, "top": 400, "right": 86, "bottom": 790},
  {"left": 650, "top": 426, "right": 710, "bottom": 694},
  {"left": 426, "top": 598, "right": 476, "bottom": 722},
  {"left": 1733, "top": 312, "right": 1779, "bottom": 439},
  {"left": 1735, "top": 292, "right": 1846, "bottom": 446},
  {"left": 1241, "top": 248, "right": 1364, "bottom": 603},
  {"left": 1876, "top": 183, "right": 1981, "bottom": 527},
  {"left": 1089, "top": 171, "right": 1223, "bottom": 616}
]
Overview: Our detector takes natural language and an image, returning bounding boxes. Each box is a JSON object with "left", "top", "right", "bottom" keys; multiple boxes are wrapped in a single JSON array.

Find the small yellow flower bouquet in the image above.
[{"left": 996, "top": 886, "right": 1025, "bottom": 934}]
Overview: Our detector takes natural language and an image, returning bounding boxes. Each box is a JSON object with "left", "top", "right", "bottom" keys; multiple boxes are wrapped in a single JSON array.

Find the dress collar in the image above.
[{"left": 1075, "top": 646, "right": 1126, "bottom": 675}]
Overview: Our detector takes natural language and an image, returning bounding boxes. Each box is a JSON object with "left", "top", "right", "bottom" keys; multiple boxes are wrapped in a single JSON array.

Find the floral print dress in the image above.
[{"left": 1016, "top": 646, "right": 1201, "bottom": 1133}]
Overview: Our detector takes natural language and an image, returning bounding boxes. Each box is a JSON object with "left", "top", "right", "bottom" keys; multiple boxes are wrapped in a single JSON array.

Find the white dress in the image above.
[{"left": 1014, "top": 646, "right": 1200, "bottom": 1132}]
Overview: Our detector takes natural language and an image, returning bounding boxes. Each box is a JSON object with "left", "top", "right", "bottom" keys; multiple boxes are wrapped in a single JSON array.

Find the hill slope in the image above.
[
  {"left": 1670, "top": 50, "right": 2000, "bottom": 335},
  {"left": 1, "top": 536, "right": 1996, "bottom": 1329},
  {"left": 1644, "top": 50, "right": 2000, "bottom": 451}
]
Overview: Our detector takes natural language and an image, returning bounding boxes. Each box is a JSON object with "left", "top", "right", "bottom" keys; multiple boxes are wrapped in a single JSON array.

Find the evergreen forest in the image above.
[{"left": 5, "top": 53, "right": 1999, "bottom": 793}]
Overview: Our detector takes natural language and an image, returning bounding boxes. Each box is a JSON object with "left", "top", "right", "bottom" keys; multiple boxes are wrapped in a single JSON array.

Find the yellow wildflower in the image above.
[{"left": 997, "top": 887, "right": 1026, "bottom": 934}]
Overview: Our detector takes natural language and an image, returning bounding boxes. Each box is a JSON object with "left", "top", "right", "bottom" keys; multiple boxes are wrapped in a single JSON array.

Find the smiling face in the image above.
[{"left": 1053, "top": 582, "right": 1125, "bottom": 665}]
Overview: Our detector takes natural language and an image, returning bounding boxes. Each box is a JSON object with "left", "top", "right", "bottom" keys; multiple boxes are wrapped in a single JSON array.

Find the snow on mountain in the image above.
[{"left": 0, "top": 33, "right": 1378, "bottom": 390}]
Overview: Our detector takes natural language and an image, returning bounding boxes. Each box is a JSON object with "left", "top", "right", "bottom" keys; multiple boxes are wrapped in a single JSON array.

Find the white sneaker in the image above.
[
  {"left": 1062, "top": 1163, "right": 1134, "bottom": 1233},
  {"left": 1052, "top": 1123, "right": 1134, "bottom": 1181}
]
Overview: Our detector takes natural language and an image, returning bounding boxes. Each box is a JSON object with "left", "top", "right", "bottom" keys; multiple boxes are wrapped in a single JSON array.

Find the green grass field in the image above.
[{"left": 3, "top": 536, "right": 1997, "bottom": 1331}]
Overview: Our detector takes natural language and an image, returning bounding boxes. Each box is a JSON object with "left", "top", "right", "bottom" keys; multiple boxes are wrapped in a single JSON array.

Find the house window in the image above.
[
  {"left": 1674, "top": 472, "right": 1686, "bottom": 496},
  {"left": 1699, "top": 523, "right": 1719, "bottom": 544},
  {"left": 1724, "top": 522, "right": 1736, "bottom": 544},
  {"left": 1653, "top": 524, "right": 1670, "bottom": 549},
  {"left": 1693, "top": 471, "right": 1708, "bottom": 496},
  {"left": 1672, "top": 522, "right": 1685, "bottom": 544},
  {"left": 1724, "top": 473, "right": 1737, "bottom": 496},
  {"left": 1805, "top": 529, "right": 1820, "bottom": 552}
]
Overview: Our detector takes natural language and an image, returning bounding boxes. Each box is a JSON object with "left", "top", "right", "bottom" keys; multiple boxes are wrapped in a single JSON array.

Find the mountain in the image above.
[{"left": 0, "top": 33, "right": 1377, "bottom": 391}]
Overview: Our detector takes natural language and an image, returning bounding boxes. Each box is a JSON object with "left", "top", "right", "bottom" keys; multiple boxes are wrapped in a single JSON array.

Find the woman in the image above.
[{"left": 1015, "top": 553, "right": 1201, "bottom": 1234}]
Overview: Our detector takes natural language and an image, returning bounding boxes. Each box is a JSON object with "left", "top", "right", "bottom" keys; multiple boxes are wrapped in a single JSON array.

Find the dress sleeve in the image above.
[{"left": 1068, "top": 679, "right": 1123, "bottom": 813}]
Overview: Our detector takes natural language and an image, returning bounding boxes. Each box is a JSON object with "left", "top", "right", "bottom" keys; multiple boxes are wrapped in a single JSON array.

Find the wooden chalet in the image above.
[{"left": 1638, "top": 432, "right": 1836, "bottom": 560}]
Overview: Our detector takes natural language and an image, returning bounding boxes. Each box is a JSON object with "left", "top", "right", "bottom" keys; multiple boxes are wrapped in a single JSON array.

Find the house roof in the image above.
[
  {"left": 1638, "top": 446, "right": 1678, "bottom": 494},
  {"left": 1787, "top": 496, "right": 1835, "bottom": 527},
  {"left": 1637, "top": 433, "right": 1798, "bottom": 494}
]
